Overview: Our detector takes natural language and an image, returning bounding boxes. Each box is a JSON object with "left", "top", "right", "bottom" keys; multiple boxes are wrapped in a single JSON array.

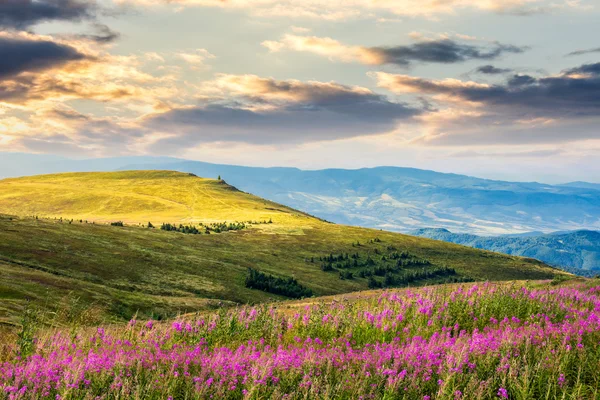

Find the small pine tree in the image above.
[{"left": 368, "top": 276, "right": 381, "bottom": 289}]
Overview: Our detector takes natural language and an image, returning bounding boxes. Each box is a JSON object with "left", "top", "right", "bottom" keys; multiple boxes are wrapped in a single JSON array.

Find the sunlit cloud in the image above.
[
  {"left": 176, "top": 49, "right": 216, "bottom": 69},
  {"left": 0, "top": 32, "right": 179, "bottom": 108}
]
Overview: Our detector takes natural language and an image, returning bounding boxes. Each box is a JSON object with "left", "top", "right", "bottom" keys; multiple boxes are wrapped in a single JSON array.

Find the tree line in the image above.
[
  {"left": 315, "top": 249, "right": 431, "bottom": 273},
  {"left": 244, "top": 268, "right": 313, "bottom": 299},
  {"left": 366, "top": 266, "right": 471, "bottom": 289},
  {"left": 156, "top": 220, "right": 274, "bottom": 235}
]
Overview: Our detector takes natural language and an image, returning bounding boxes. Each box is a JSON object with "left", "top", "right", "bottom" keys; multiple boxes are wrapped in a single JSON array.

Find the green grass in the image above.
[{"left": 0, "top": 171, "right": 567, "bottom": 326}]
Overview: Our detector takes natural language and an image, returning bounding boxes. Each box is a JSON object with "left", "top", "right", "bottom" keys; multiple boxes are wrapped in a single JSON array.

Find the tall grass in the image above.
[{"left": 2, "top": 281, "right": 600, "bottom": 399}]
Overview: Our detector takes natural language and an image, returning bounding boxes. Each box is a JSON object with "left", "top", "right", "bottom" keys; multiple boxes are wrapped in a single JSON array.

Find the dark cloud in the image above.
[
  {"left": 475, "top": 65, "right": 512, "bottom": 74},
  {"left": 367, "top": 39, "right": 526, "bottom": 66},
  {"left": 507, "top": 74, "right": 536, "bottom": 86},
  {"left": 146, "top": 102, "right": 416, "bottom": 147},
  {"left": 379, "top": 62, "right": 600, "bottom": 118},
  {"left": 74, "top": 23, "right": 120, "bottom": 43},
  {"left": 0, "top": 0, "right": 97, "bottom": 29},
  {"left": 143, "top": 77, "right": 420, "bottom": 150},
  {"left": 564, "top": 63, "right": 600, "bottom": 76},
  {"left": 566, "top": 47, "right": 600, "bottom": 57},
  {"left": 377, "top": 62, "right": 600, "bottom": 146},
  {"left": 0, "top": 36, "right": 87, "bottom": 80}
]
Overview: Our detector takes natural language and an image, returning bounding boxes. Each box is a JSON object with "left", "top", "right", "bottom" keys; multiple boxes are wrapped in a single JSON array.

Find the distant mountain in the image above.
[
  {"left": 411, "top": 228, "right": 600, "bottom": 276},
  {"left": 1, "top": 153, "right": 600, "bottom": 235},
  {"left": 559, "top": 182, "right": 600, "bottom": 191},
  {"left": 121, "top": 161, "right": 600, "bottom": 235}
]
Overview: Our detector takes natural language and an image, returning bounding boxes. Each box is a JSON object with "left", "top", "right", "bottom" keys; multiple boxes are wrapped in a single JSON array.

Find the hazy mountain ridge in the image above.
[
  {"left": 1, "top": 153, "right": 600, "bottom": 235},
  {"left": 411, "top": 228, "right": 600, "bottom": 276},
  {"left": 122, "top": 161, "right": 600, "bottom": 235}
]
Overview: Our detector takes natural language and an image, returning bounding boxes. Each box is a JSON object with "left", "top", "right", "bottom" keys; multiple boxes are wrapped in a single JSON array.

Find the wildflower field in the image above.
[{"left": 2, "top": 280, "right": 600, "bottom": 399}]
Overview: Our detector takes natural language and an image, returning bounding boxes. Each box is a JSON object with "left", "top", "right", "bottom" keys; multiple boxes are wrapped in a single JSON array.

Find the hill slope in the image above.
[
  {"left": 411, "top": 228, "right": 600, "bottom": 276},
  {"left": 0, "top": 171, "right": 565, "bottom": 326},
  {"left": 0, "top": 170, "right": 312, "bottom": 226}
]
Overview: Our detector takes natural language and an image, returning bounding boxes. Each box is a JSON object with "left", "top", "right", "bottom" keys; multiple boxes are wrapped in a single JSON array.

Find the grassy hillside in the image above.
[
  {"left": 0, "top": 171, "right": 566, "bottom": 327},
  {"left": 0, "top": 170, "right": 313, "bottom": 226}
]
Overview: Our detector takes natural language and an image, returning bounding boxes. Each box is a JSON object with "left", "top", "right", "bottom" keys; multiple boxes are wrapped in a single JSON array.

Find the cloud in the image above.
[
  {"left": 564, "top": 62, "right": 600, "bottom": 77},
  {"left": 74, "top": 23, "right": 121, "bottom": 43},
  {"left": 117, "top": 0, "right": 586, "bottom": 20},
  {"left": 141, "top": 74, "right": 420, "bottom": 150},
  {"left": 374, "top": 64, "right": 600, "bottom": 117},
  {"left": 566, "top": 47, "right": 600, "bottom": 56},
  {"left": 373, "top": 62, "right": 600, "bottom": 145},
  {"left": 290, "top": 26, "right": 310, "bottom": 33},
  {"left": 0, "top": 33, "right": 88, "bottom": 80},
  {"left": 1, "top": 104, "right": 150, "bottom": 155},
  {"left": 263, "top": 35, "right": 526, "bottom": 67},
  {"left": 144, "top": 52, "right": 165, "bottom": 62},
  {"left": 1, "top": 74, "right": 421, "bottom": 154},
  {"left": 176, "top": 49, "right": 216, "bottom": 67},
  {"left": 0, "top": 34, "right": 178, "bottom": 107},
  {"left": 475, "top": 65, "right": 513, "bottom": 74},
  {"left": 0, "top": 0, "right": 97, "bottom": 29},
  {"left": 367, "top": 40, "right": 525, "bottom": 66}
]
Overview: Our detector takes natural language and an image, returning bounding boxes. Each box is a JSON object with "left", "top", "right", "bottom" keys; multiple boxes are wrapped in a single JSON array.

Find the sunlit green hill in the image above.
[
  {"left": 0, "top": 171, "right": 566, "bottom": 327},
  {"left": 0, "top": 170, "right": 313, "bottom": 227}
]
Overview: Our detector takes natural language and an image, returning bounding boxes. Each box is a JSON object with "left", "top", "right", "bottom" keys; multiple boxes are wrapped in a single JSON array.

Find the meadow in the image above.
[
  {"left": 2, "top": 280, "right": 600, "bottom": 399},
  {"left": 0, "top": 171, "right": 563, "bottom": 327}
]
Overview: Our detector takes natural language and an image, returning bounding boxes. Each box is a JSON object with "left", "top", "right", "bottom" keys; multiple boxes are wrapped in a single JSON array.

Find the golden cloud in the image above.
[{"left": 261, "top": 34, "right": 381, "bottom": 64}]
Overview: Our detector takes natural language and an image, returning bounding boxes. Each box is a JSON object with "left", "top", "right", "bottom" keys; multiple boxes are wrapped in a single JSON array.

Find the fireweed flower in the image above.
[{"left": 2, "top": 283, "right": 600, "bottom": 399}]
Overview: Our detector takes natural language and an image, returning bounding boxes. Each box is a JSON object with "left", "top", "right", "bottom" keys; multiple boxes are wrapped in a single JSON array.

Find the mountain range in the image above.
[
  {"left": 411, "top": 228, "right": 600, "bottom": 276},
  {"left": 1, "top": 153, "right": 599, "bottom": 236}
]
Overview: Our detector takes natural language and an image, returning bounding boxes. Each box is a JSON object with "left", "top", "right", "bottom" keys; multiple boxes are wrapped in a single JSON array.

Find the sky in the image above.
[{"left": 0, "top": 0, "right": 599, "bottom": 183}]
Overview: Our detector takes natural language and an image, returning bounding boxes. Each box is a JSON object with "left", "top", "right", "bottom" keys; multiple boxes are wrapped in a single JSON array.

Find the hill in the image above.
[
  {"left": 2, "top": 153, "right": 600, "bottom": 235},
  {"left": 411, "top": 228, "right": 600, "bottom": 276},
  {"left": 0, "top": 171, "right": 565, "bottom": 326},
  {"left": 0, "top": 170, "right": 311, "bottom": 225}
]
